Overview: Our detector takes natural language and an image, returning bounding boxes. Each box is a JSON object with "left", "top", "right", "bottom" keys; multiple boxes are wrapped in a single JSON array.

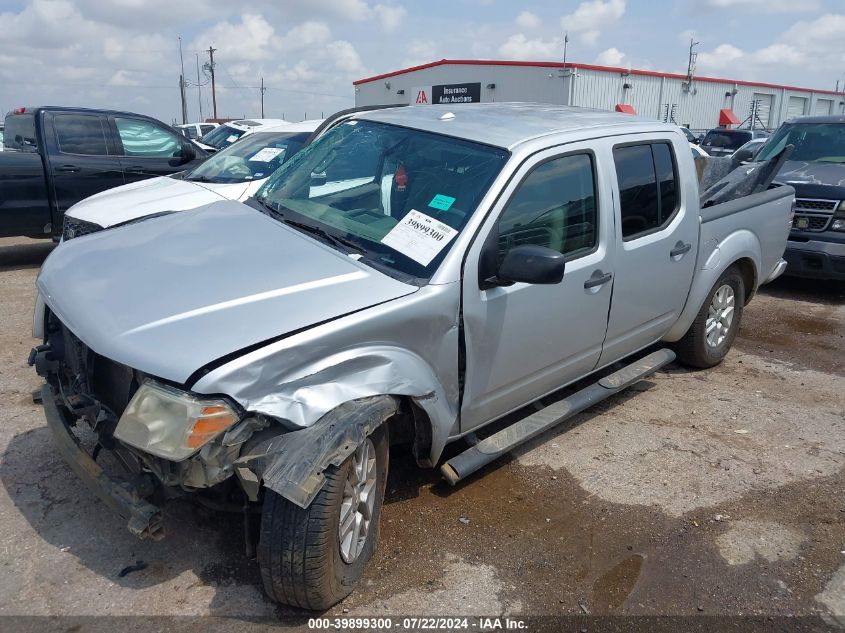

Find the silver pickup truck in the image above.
[{"left": 30, "top": 103, "right": 793, "bottom": 610}]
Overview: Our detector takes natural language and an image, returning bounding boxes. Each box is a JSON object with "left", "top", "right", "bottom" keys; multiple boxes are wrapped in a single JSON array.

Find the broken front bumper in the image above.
[{"left": 40, "top": 384, "right": 164, "bottom": 540}]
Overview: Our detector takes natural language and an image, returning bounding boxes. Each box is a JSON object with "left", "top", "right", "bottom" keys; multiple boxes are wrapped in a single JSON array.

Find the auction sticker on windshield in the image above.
[
  {"left": 250, "top": 147, "right": 286, "bottom": 162},
  {"left": 381, "top": 209, "right": 458, "bottom": 266}
]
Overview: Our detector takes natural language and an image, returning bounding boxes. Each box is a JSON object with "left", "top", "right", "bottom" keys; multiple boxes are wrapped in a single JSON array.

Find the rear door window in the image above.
[
  {"left": 613, "top": 142, "right": 680, "bottom": 240},
  {"left": 4, "top": 113, "right": 38, "bottom": 151},
  {"left": 54, "top": 114, "right": 109, "bottom": 155},
  {"left": 702, "top": 130, "right": 752, "bottom": 150}
]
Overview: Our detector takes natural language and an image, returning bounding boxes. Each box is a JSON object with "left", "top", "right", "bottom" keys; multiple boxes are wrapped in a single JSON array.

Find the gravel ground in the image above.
[{"left": 0, "top": 236, "right": 843, "bottom": 628}]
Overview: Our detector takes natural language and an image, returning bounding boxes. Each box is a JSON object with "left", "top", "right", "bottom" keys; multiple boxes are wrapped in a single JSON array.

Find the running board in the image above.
[{"left": 441, "top": 348, "right": 676, "bottom": 486}]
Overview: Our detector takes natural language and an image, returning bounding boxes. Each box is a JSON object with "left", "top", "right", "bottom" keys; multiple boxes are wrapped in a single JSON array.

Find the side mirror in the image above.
[
  {"left": 180, "top": 144, "right": 197, "bottom": 163},
  {"left": 732, "top": 147, "right": 755, "bottom": 164},
  {"left": 495, "top": 244, "right": 566, "bottom": 286},
  {"left": 311, "top": 171, "right": 328, "bottom": 187}
]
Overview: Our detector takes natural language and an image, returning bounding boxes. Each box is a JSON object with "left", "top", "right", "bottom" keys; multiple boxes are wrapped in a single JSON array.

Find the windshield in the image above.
[
  {"left": 702, "top": 130, "right": 752, "bottom": 150},
  {"left": 756, "top": 122, "right": 845, "bottom": 163},
  {"left": 187, "top": 131, "right": 310, "bottom": 183},
  {"left": 199, "top": 123, "right": 246, "bottom": 149},
  {"left": 256, "top": 119, "right": 509, "bottom": 280}
]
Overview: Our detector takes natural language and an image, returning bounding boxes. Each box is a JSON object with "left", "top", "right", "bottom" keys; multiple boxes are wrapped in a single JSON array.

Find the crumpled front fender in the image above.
[{"left": 234, "top": 395, "right": 398, "bottom": 508}]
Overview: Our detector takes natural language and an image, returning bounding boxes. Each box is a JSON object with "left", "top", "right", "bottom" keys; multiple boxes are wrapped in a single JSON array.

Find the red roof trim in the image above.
[{"left": 353, "top": 58, "right": 845, "bottom": 97}]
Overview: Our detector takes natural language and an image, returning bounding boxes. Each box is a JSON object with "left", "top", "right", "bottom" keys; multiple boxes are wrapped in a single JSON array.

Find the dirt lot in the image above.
[{"left": 1, "top": 236, "right": 843, "bottom": 628}]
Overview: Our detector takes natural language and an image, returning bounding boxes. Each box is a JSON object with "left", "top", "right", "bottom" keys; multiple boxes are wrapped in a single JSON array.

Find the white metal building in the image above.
[{"left": 353, "top": 59, "right": 845, "bottom": 132}]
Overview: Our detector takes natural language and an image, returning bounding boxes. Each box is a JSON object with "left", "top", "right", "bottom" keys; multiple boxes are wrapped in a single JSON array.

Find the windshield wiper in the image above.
[
  {"left": 281, "top": 217, "right": 366, "bottom": 255},
  {"left": 186, "top": 175, "right": 216, "bottom": 183},
  {"left": 250, "top": 197, "right": 366, "bottom": 255}
]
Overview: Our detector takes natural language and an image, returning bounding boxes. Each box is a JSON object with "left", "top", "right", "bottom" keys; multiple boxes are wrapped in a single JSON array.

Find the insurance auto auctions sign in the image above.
[{"left": 411, "top": 82, "right": 481, "bottom": 105}]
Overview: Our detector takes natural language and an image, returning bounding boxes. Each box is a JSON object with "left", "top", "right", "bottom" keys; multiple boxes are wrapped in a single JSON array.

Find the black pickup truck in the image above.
[
  {"left": 1, "top": 106, "right": 208, "bottom": 239},
  {"left": 747, "top": 115, "right": 845, "bottom": 280}
]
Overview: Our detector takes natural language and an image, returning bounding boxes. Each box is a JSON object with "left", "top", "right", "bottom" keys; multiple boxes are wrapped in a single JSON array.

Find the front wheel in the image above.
[
  {"left": 257, "top": 425, "right": 388, "bottom": 610},
  {"left": 673, "top": 266, "right": 745, "bottom": 369}
]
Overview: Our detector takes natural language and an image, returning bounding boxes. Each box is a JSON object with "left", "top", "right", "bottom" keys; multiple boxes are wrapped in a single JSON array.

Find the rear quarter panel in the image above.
[{"left": 663, "top": 185, "right": 794, "bottom": 342}]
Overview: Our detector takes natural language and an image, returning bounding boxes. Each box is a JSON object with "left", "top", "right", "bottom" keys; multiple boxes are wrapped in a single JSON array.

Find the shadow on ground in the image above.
[
  {"left": 0, "top": 240, "right": 54, "bottom": 272},
  {"left": 759, "top": 275, "right": 845, "bottom": 305},
  {"left": 0, "top": 424, "right": 305, "bottom": 619}
]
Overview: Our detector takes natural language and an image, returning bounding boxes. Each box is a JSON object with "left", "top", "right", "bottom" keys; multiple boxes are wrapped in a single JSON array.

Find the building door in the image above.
[
  {"left": 787, "top": 96, "right": 807, "bottom": 121},
  {"left": 815, "top": 99, "right": 833, "bottom": 116}
]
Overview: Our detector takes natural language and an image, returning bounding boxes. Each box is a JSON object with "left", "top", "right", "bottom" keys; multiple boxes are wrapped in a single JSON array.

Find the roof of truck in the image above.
[
  {"left": 353, "top": 102, "right": 676, "bottom": 149},
  {"left": 784, "top": 115, "right": 845, "bottom": 125}
]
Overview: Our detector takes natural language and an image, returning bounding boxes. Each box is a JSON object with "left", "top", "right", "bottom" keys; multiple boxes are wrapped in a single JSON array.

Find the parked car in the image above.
[
  {"left": 0, "top": 123, "right": 4, "bottom": 151},
  {"left": 175, "top": 122, "right": 218, "bottom": 141},
  {"left": 62, "top": 120, "right": 323, "bottom": 238},
  {"left": 700, "top": 127, "right": 769, "bottom": 157},
  {"left": 0, "top": 106, "right": 208, "bottom": 239},
  {"left": 30, "top": 104, "right": 793, "bottom": 610},
  {"left": 731, "top": 137, "right": 767, "bottom": 162},
  {"left": 750, "top": 115, "right": 845, "bottom": 280},
  {"left": 198, "top": 118, "right": 289, "bottom": 151}
]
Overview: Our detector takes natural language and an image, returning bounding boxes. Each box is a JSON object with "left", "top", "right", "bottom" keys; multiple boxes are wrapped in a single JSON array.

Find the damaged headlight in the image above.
[{"left": 114, "top": 380, "right": 240, "bottom": 461}]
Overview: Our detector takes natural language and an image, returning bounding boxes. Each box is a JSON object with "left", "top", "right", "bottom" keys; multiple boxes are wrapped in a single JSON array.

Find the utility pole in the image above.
[
  {"left": 196, "top": 53, "right": 203, "bottom": 122},
  {"left": 206, "top": 46, "right": 218, "bottom": 120},
  {"left": 178, "top": 37, "right": 188, "bottom": 123},
  {"left": 260, "top": 77, "right": 266, "bottom": 118}
]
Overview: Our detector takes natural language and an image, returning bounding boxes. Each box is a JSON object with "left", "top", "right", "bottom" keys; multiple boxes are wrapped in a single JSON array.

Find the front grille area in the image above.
[
  {"left": 46, "top": 313, "right": 137, "bottom": 420},
  {"left": 792, "top": 214, "right": 831, "bottom": 232},
  {"left": 62, "top": 215, "right": 104, "bottom": 241},
  {"left": 794, "top": 198, "right": 837, "bottom": 212}
]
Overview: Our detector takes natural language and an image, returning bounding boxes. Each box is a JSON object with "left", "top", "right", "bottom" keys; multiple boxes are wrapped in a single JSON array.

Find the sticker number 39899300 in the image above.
[{"left": 380, "top": 210, "right": 459, "bottom": 266}]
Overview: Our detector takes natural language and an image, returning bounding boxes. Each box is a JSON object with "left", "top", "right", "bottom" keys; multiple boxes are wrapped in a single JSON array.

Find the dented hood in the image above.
[{"left": 38, "top": 201, "right": 417, "bottom": 383}]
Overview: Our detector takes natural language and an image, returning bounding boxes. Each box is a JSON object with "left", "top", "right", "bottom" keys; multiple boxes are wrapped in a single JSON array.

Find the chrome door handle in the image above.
[
  {"left": 55, "top": 165, "right": 80, "bottom": 173},
  {"left": 584, "top": 271, "right": 612, "bottom": 289},
  {"left": 670, "top": 242, "right": 692, "bottom": 258}
]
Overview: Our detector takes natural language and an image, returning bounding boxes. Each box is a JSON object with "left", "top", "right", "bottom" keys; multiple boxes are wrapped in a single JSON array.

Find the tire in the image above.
[
  {"left": 258, "top": 425, "right": 389, "bottom": 610},
  {"left": 673, "top": 266, "right": 745, "bottom": 369}
]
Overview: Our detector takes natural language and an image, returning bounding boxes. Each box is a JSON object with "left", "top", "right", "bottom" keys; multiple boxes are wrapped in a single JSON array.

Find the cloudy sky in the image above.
[{"left": 0, "top": 0, "right": 843, "bottom": 125}]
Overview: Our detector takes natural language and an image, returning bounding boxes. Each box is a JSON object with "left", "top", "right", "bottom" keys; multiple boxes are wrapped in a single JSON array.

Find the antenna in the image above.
[
  {"left": 563, "top": 31, "right": 569, "bottom": 66},
  {"left": 684, "top": 37, "right": 699, "bottom": 94}
]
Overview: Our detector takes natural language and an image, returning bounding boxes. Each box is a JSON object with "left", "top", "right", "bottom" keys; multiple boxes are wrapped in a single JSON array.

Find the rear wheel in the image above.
[
  {"left": 674, "top": 266, "right": 744, "bottom": 369},
  {"left": 258, "top": 425, "right": 388, "bottom": 610}
]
